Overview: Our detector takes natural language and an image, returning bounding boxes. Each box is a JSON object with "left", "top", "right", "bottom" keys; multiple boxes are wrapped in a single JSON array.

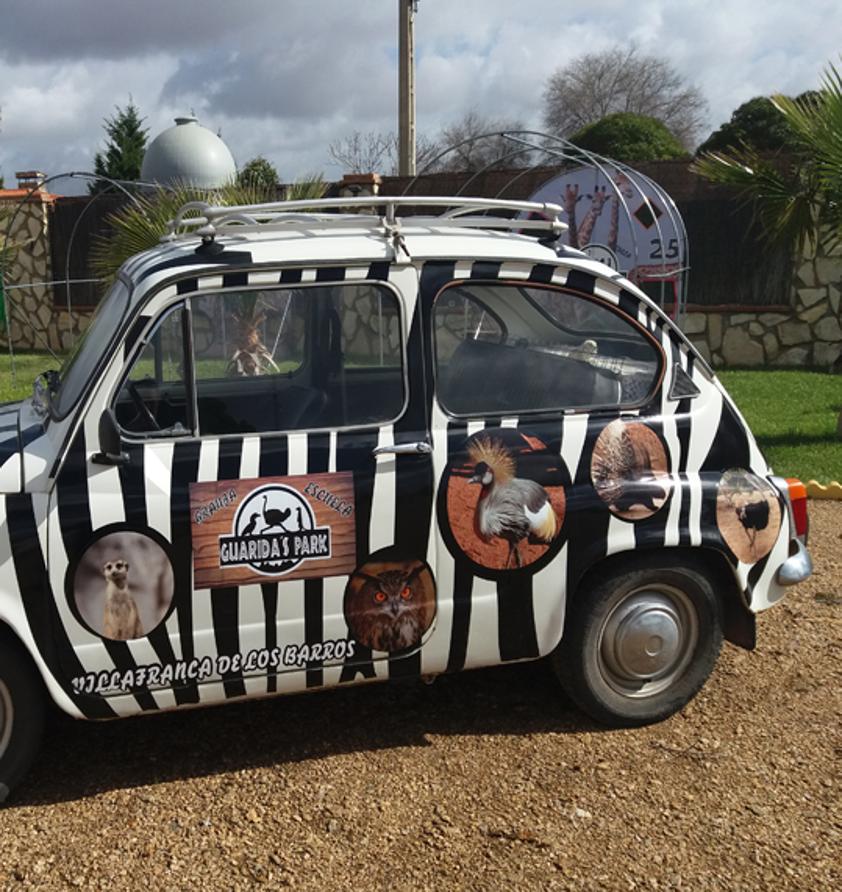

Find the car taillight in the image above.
[{"left": 786, "top": 478, "right": 809, "bottom": 539}]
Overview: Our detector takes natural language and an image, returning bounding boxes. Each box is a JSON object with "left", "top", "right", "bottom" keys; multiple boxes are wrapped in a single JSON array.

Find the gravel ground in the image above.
[{"left": 1, "top": 503, "right": 840, "bottom": 891}]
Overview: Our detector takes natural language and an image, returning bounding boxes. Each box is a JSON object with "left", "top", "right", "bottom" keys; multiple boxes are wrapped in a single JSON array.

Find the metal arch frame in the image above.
[
  {"left": 400, "top": 129, "right": 689, "bottom": 318},
  {"left": 505, "top": 132, "right": 689, "bottom": 317},
  {"left": 1, "top": 171, "right": 159, "bottom": 386}
]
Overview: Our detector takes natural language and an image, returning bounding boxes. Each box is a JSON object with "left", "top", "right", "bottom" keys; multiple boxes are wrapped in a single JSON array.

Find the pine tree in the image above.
[
  {"left": 90, "top": 101, "right": 148, "bottom": 193},
  {"left": 237, "top": 156, "right": 280, "bottom": 196}
]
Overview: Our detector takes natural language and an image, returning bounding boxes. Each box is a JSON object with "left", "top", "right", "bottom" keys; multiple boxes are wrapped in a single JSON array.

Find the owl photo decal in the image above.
[
  {"left": 440, "top": 428, "right": 568, "bottom": 575},
  {"left": 69, "top": 529, "right": 175, "bottom": 642},
  {"left": 716, "top": 468, "right": 782, "bottom": 564},
  {"left": 591, "top": 419, "right": 671, "bottom": 520},
  {"left": 344, "top": 551, "right": 437, "bottom": 653}
]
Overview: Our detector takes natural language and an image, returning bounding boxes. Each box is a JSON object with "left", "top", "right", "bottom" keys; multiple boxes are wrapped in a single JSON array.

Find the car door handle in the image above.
[{"left": 372, "top": 440, "right": 432, "bottom": 457}]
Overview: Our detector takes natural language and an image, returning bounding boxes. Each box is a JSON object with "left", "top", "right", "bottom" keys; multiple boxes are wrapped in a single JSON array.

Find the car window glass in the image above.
[
  {"left": 433, "top": 289, "right": 504, "bottom": 365},
  {"left": 55, "top": 280, "right": 130, "bottom": 418},
  {"left": 528, "top": 287, "right": 631, "bottom": 335},
  {"left": 191, "top": 283, "right": 404, "bottom": 435},
  {"left": 114, "top": 304, "right": 190, "bottom": 435},
  {"left": 434, "top": 282, "right": 660, "bottom": 416}
]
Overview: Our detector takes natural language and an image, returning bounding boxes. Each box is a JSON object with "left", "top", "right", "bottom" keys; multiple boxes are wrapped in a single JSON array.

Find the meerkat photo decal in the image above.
[
  {"left": 69, "top": 529, "right": 175, "bottom": 641},
  {"left": 591, "top": 418, "right": 671, "bottom": 520},
  {"left": 440, "top": 428, "right": 568, "bottom": 575},
  {"left": 190, "top": 473, "right": 357, "bottom": 587}
]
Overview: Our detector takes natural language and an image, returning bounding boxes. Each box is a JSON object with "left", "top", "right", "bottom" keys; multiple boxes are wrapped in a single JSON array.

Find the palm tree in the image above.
[
  {"left": 693, "top": 60, "right": 842, "bottom": 436},
  {"left": 90, "top": 177, "right": 327, "bottom": 286},
  {"left": 90, "top": 175, "right": 327, "bottom": 376},
  {"left": 692, "top": 61, "right": 842, "bottom": 256}
]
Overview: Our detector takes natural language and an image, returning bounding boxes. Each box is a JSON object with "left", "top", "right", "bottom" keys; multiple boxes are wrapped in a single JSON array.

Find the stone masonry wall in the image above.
[
  {"left": 0, "top": 192, "right": 91, "bottom": 353},
  {"left": 680, "top": 242, "right": 842, "bottom": 369},
  {"left": 2, "top": 182, "right": 841, "bottom": 369}
]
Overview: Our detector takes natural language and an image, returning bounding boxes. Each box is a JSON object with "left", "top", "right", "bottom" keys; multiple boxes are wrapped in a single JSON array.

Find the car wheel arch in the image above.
[{"left": 565, "top": 546, "right": 754, "bottom": 651}]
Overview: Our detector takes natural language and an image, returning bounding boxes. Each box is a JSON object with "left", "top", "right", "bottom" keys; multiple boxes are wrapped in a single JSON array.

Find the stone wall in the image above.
[
  {"left": 2, "top": 169, "right": 841, "bottom": 369},
  {"left": 680, "top": 242, "right": 842, "bottom": 369},
  {"left": 0, "top": 189, "right": 91, "bottom": 353}
]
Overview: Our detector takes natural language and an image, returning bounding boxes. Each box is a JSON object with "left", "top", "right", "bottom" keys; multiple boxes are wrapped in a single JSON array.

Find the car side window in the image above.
[
  {"left": 191, "top": 283, "right": 405, "bottom": 435},
  {"left": 434, "top": 282, "right": 660, "bottom": 416},
  {"left": 114, "top": 303, "right": 191, "bottom": 435},
  {"left": 433, "top": 289, "right": 505, "bottom": 366}
]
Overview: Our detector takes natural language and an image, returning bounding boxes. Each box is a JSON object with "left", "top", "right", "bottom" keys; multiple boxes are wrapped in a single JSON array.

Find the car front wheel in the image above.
[
  {"left": 0, "top": 631, "right": 46, "bottom": 803},
  {"left": 552, "top": 557, "right": 724, "bottom": 727}
]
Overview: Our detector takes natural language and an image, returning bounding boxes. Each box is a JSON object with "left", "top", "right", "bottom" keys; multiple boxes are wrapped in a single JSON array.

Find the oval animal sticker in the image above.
[
  {"left": 439, "top": 428, "right": 568, "bottom": 575},
  {"left": 591, "top": 419, "right": 671, "bottom": 520},
  {"left": 344, "top": 556, "right": 436, "bottom": 653},
  {"left": 716, "top": 469, "right": 782, "bottom": 563},
  {"left": 71, "top": 529, "right": 175, "bottom": 641}
]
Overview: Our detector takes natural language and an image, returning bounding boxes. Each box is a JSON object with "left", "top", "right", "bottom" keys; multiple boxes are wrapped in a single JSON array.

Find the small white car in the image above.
[{"left": 0, "top": 196, "right": 812, "bottom": 801}]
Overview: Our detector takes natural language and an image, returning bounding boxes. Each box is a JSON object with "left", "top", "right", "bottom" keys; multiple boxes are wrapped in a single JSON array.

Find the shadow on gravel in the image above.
[{"left": 14, "top": 661, "right": 606, "bottom": 807}]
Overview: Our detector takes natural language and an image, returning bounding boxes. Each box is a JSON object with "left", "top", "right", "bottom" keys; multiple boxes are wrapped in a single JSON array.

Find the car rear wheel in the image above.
[
  {"left": 0, "top": 631, "right": 46, "bottom": 803},
  {"left": 552, "top": 557, "right": 723, "bottom": 727}
]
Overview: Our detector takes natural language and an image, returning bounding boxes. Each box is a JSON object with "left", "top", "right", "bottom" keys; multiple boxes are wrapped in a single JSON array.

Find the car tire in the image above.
[
  {"left": 551, "top": 556, "right": 723, "bottom": 727},
  {"left": 0, "top": 631, "right": 46, "bottom": 803}
]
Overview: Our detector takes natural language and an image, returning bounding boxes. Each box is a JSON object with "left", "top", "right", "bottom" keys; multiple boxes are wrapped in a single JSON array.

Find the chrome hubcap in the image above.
[
  {"left": 599, "top": 584, "right": 698, "bottom": 698},
  {"left": 0, "top": 679, "right": 12, "bottom": 760}
]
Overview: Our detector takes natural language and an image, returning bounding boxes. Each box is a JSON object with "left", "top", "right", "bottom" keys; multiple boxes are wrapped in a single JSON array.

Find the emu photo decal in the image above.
[{"left": 190, "top": 473, "right": 356, "bottom": 587}]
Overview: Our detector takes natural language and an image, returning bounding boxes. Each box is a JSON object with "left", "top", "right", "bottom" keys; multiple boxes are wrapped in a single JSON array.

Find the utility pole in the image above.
[{"left": 398, "top": 0, "right": 417, "bottom": 176}]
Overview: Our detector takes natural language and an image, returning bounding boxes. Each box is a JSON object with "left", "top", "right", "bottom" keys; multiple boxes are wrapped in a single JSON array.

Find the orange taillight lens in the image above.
[{"left": 786, "top": 478, "right": 809, "bottom": 539}]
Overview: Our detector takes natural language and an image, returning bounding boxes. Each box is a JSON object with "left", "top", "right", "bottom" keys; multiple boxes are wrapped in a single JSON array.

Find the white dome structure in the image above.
[{"left": 141, "top": 116, "right": 237, "bottom": 188}]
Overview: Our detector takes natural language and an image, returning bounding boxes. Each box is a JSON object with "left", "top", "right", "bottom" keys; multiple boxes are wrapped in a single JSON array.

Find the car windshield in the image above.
[{"left": 53, "top": 280, "right": 131, "bottom": 418}]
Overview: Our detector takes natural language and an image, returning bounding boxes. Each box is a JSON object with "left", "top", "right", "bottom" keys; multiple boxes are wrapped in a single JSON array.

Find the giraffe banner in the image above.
[{"left": 528, "top": 165, "right": 685, "bottom": 290}]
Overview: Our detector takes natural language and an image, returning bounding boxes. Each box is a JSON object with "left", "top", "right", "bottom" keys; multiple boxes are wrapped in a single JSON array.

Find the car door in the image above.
[
  {"left": 48, "top": 262, "right": 437, "bottom": 714},
  {"left": 424, "top": 267, "right": 664, "bottom": 677}
]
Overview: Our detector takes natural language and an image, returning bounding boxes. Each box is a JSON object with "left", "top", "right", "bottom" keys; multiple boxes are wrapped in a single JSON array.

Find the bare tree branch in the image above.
[
  {"left": 328, "top": 130, "right": 441, "bottom": 175},
  {"left": 543, "top": 45, "right": 708, "bottom": 149},
  {"left": 436, "top": 110, "right": 530, "bottom": 172}
]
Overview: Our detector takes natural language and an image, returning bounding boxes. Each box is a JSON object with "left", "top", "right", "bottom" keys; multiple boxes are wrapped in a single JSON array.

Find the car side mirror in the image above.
[{"left": 92, "top": 408, "right": 129, "bottom": 466}]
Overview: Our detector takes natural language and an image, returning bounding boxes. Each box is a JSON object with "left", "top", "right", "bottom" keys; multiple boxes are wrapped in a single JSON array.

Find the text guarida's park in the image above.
[{"left": 189, "top": 472, "right": 357, "bottom": 587}]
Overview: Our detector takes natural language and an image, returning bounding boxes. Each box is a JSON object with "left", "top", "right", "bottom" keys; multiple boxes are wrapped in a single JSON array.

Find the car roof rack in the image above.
[{"left": 163, "top": 195, "right": 567, "bottom": 242}]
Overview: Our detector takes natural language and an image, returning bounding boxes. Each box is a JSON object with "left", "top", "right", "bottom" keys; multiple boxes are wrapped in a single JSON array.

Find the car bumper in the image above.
[{"left": 776, "top": 539, "right": 813, "bottom": 586}]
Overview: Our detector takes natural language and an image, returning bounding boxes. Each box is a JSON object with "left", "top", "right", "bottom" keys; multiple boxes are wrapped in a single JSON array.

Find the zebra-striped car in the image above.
[{"left": 0, "top": 196, "right": 811, "bottom": 801}]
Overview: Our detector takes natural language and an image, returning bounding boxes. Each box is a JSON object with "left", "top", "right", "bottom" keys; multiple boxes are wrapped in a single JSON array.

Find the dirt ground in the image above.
[{"left": 1, "top": 504, "right": 839, "bottom": 891}]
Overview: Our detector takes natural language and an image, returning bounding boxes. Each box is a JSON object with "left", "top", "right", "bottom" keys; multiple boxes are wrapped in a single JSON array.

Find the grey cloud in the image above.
[
  {"left": 0, "top": 1, "right": 277, "bottom": 61},
  {"left": 161, "top": 37, "right": 395, "bottom": 123},
  {"left": 0, "top": 0, "right": 385, "bottom": 63}
]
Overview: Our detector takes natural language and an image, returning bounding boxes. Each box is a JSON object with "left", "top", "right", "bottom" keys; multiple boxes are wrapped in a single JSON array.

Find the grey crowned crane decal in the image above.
[
  {"left": 468, "top": 436, "right": 559, "bottom": 569},
  {"left": 716, "top": 469, "right": 782, "bottom": 563},
  {"left": 441, "top": 429, "right": 568, "bottom": 573},
  {"left": 591, "top": 419, "right": 671, "bottom": 519}
]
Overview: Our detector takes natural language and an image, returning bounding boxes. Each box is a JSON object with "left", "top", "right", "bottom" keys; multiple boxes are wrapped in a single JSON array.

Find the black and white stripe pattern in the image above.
[{"left": 0, "top": 255, "right": 792, "bottom": 720}]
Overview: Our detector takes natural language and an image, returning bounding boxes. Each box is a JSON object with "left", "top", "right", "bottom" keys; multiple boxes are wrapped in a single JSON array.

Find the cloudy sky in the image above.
[{"left": 1, "top": 0, "right": 840, "bottom": 190}]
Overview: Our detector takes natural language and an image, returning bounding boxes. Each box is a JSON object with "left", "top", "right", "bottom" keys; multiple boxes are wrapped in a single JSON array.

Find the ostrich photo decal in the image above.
[
  {"left": 716, "top": 469, "right": 782, "bottom": 564},
  {"left": 591, "top": 419, "right": 671, "bottom": 520},
  {"left": 440, "top": 429, "right": 568, "bottom": 574}
]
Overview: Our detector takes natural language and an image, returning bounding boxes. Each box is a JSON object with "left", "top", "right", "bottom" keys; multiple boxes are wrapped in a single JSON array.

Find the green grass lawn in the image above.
[
  {"left": 0, "top": 351, "right": 63, "bottom": 403},
  {"left": 718, "top": 369, "right": 841, "bottom": 483},
  {"left": 1, "top": 352, "right": 839, "bottom": 481}
]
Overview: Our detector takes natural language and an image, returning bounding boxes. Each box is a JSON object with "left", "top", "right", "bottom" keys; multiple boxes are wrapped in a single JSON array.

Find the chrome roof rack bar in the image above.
[{"left": 164, "top": 195, "right": 566, "bottom": 241}]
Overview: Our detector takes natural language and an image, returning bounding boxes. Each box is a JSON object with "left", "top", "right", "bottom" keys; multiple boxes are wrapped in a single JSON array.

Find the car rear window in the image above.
[{"left": 434, "top": 282, "right": 661, "bottom": 416}]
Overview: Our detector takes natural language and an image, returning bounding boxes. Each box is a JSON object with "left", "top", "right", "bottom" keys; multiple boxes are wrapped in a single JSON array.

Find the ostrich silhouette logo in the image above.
[{"left": 229, "top": 485, "right": 319, "bottom": 574}]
